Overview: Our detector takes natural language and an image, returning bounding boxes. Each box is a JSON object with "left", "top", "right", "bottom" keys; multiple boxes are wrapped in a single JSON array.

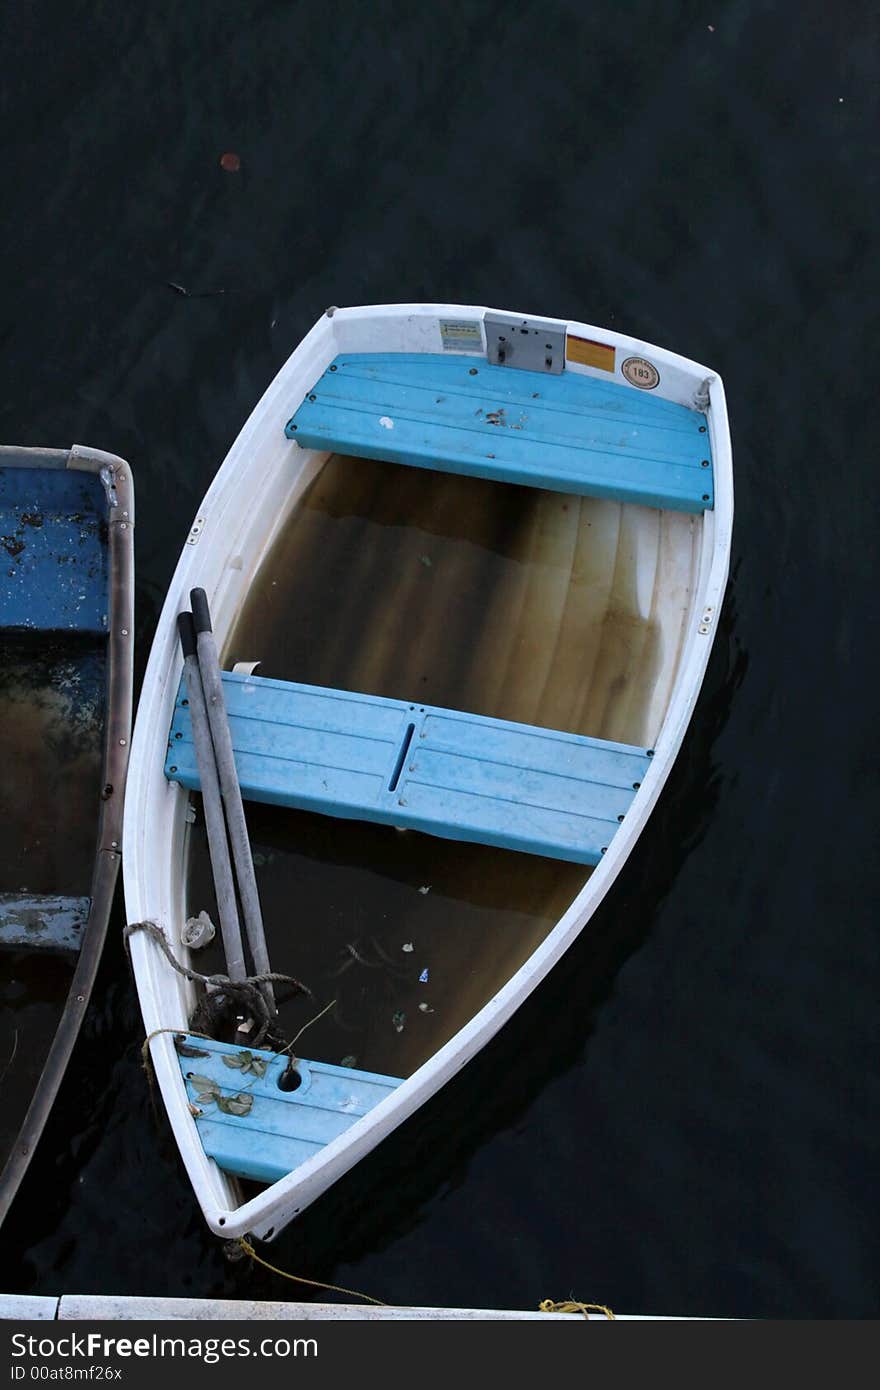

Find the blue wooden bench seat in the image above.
[
  {"left": 284, "top": 353, "right": 713, "bottom": 513},
  {"left": 0, "top": 465, "right": 109, "bottom": 632},
  {"left": 165, "top": 672, "right": 653, "bottom": 865},
  {"left": 0, "top": 894, "right": 91, "bottom": 952},
  {"left": 176, "top": 1035, "right": 402, "bottom": 1184}
]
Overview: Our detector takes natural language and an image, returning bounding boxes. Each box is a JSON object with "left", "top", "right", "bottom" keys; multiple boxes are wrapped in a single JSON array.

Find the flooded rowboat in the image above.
[
  {"left": 122, "top": 304, "right": 732, "bottom": 1242},
  {"left": 0, "top": 445, "right": 134, "bottom": 1229}
]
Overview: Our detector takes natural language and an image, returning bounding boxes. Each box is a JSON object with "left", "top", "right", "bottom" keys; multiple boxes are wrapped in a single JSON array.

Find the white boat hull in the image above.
[{"left": 122, "top": 304, "right": 733, "bottom": 1240}]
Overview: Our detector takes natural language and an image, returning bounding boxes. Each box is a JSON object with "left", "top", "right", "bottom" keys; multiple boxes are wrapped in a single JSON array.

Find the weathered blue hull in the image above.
[{"left": 0, "top": 445, "right": 134, "bottom": 1228}]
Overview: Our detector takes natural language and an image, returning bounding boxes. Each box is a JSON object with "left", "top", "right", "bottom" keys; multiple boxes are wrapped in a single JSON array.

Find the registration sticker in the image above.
[{"left": 440, "top": 319, "right": 483, "bottom": 352}]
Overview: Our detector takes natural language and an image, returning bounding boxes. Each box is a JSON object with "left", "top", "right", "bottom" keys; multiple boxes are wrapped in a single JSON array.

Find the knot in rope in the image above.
[{"left": 123, "top": 919, "right": 311, "bottom": 1048}]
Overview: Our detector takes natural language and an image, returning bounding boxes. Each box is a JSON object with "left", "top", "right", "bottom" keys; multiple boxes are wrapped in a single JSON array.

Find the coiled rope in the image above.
[
  {"left": 236, "top": 1242, "right": 614, "bottom": 1318},
  {"left": 123, "top": 919, "right": 310, "bottom": 1047},
  {"left": 539, "top": 1299, "right": 616, "bottom": 1319}
]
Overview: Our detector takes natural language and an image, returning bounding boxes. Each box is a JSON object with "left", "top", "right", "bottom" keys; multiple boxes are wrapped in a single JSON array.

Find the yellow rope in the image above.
[
  {"left": 238, "top": 1239, "right": 387, "bottom": 1305},
  {"left": 140, "top": 1027, "right": 608, "bottom": 1321},
  {"left": 140, "top": 1024, "right": 217, "bottom": 1069},
  {"left": 137, "top": 1029, "right": 383, "bottom": 1305},
  {"left": 285, "top": 997, "right": 337, "bottom": 1051},
  {"left": 137, "top": 1027, "right": 209, "bottom": 1125},
  {"left": 540, "top": 1299, "right": 616, "bottom": 1319}
]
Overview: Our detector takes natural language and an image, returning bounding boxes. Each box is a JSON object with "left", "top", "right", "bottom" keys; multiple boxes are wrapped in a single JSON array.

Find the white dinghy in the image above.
[{"left": 122, "top": 303, "right": 733, "bottom": 1242}]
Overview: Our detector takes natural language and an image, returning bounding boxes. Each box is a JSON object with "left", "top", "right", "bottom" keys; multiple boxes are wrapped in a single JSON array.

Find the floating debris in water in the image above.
[
  {"left": 402, "top": 942, "right": 414, "bottom": 953},
  {"left": 166, "top": 281, "right": 227, "bottom": 299},
  {"left": 392, "top": 1009, "right": 406, "bottom": 1033},
  {"left": 418, "top": 885, "right": 431, "bottom": 894},
  {"left": 418, "top": 554, "right": 432, "bottom": 567},
  {"left": 418, "top": 1002, "right": 434, "bottom": 1014},
  {"left": 220, "top": 151, "right": 241, "bottom": 172},
  {"left": 419, "top": 967, "right": 429, "bottom": 983},
  {"left": 181, "top": 910, "right": 215, "bottom": 950},
  {"left": 341, "top": 1055, "right": 358, "bottom": 1069}
]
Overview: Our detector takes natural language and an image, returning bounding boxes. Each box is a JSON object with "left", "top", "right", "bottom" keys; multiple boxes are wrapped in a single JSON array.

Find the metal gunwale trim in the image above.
[{"left": 0, "top": 446, "right": 71, "bottom": 468}]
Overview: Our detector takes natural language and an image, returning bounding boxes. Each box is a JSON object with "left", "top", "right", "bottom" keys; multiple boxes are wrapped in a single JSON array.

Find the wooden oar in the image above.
[
  {"left": 190, "top": 587, "right": 275, "bottom": 1012},
  {"left": 177, "top": 612, "right": 247, "bottom": 983}
]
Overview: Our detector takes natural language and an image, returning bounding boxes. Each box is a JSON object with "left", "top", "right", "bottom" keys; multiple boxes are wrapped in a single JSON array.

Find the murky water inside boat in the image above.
[
  {"left": 0, "top": 639, "right": 106, "bottom": 894},
  {"left": 0, "top": 637, "right": 106, "bottom": 1170},
  {"left": 185, "top": 454, "right": 691, "bottom": 1077}
]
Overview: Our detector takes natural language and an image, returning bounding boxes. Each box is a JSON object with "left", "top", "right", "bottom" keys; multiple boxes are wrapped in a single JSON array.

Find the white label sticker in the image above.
[
  {"left": 440, "top": 319, "right": 483, "bottom": 352},
  {"left": 622, "top": 356, "right": 660, "bottom": 390}
]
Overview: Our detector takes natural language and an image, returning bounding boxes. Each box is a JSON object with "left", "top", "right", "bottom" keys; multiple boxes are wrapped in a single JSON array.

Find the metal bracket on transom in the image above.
[{"left": 484, "top": 311, "right": 566, "bottom": 374}]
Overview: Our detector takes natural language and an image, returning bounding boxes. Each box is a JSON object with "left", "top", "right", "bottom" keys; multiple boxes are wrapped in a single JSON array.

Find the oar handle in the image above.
[
  {"left": 190, "top": 587, "right": 212, "bottom": 635},
  {"left": 177, "top": 610, "right": 198, "bottom": 659}
]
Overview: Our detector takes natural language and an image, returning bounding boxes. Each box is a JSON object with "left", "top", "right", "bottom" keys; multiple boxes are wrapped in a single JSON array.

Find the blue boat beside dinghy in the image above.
[
  {"left": 123, "top": 303, "right": 732, "bottom": 1244},
  {"left": 0, "top": 445, "right": 134, "bottom": 1228}
]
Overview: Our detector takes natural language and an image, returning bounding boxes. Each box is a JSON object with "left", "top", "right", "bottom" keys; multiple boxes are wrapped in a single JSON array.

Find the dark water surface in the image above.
[{"left": 1, "top": 1, "right": 877, "bottom": 1319}]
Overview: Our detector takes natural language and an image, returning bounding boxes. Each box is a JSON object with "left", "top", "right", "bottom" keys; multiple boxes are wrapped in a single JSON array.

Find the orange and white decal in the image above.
[{"left": 565, "top": 334, "right": 616, "bottom": 372}]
